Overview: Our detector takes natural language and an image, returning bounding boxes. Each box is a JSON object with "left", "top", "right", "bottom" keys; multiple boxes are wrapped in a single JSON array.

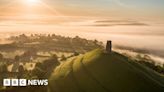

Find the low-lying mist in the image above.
[{"left": 0, "top": 17, "right": 164, "bottom": 65}]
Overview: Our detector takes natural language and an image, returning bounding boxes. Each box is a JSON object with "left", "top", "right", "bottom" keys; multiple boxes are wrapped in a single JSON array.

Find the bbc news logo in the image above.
[{"left": 3, "top": 79, "right": 48, "bottom": 86}]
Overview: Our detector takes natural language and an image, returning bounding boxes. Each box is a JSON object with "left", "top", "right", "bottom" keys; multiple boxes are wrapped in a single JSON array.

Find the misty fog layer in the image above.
[{"left": 0, "top": 17, "right": 164, "bottom": 64}]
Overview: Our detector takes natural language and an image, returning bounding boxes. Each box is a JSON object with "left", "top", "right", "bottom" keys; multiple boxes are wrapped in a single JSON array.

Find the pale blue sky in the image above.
[
  {"left": 0, "top": 0, "right": 164, "bottom": 19},
  {"left": 48, "top": 0, "right": 164, "bottom": 18},
  {"left": 49, "top": 0, "right": 164, "bottom": 9},
  {"left": 0, "top": 0, "right": 164, "bottom": 10}
]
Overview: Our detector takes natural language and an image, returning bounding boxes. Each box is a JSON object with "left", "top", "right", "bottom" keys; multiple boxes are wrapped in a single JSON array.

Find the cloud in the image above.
[
  {"left": 89, "top": 19, "right": 148, "bottom": 27},
  {"left": 113, "top": 0, "right": 128, "bottom": 7}
]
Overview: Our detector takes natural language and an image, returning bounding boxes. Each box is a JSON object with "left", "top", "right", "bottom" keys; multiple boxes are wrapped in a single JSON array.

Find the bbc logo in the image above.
[{"left": 3, "top": 79, "right": 27, "bottom": 86}]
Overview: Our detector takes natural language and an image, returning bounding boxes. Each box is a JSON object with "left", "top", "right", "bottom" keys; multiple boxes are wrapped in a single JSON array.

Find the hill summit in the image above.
[{"left": 49, "top": 49, "right": 164, "bottom": 92}]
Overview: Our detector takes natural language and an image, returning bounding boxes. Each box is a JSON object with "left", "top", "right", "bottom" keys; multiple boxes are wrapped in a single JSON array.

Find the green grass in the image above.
[{"left": 49, "top": 49, "right": 164, "bottom": 92}]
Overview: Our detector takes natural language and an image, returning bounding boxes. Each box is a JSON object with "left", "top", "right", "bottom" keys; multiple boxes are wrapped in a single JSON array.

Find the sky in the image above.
[{"left": 0, "top": 0, "right": 164, "bottom": 20}]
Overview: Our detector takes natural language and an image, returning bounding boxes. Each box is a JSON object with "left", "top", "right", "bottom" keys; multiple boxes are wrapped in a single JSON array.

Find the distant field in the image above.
[{"left": 1, "top": 50, "right": 73, "bottom": 71}]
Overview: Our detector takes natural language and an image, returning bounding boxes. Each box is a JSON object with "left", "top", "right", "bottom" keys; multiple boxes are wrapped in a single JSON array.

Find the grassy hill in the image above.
[{"left": 49, "top": 49, "right": 164, "bottom": 92}]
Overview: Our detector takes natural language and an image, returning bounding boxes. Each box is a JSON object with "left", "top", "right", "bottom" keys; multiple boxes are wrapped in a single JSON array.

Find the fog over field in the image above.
[
  {"left": 0, "top": 17, "right": 164, "bottom": 64},
  {"left": 0, "top": 0, "right": 164, "bottom": 92}
]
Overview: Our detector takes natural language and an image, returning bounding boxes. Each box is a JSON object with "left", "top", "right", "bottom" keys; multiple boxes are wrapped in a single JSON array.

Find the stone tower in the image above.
[{"left": 106, "top": 40, "right": 112, "bottom": 53}]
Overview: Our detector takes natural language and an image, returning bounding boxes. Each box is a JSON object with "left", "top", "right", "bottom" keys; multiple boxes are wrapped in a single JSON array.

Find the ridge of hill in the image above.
[{"left": 49, "top": 49, "right": 164, "bottom": 92}]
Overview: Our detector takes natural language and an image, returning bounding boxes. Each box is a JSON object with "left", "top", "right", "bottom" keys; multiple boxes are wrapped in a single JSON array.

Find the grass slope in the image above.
[{"left": 49, "top": 49, "right": 164, "bottom": 92}]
